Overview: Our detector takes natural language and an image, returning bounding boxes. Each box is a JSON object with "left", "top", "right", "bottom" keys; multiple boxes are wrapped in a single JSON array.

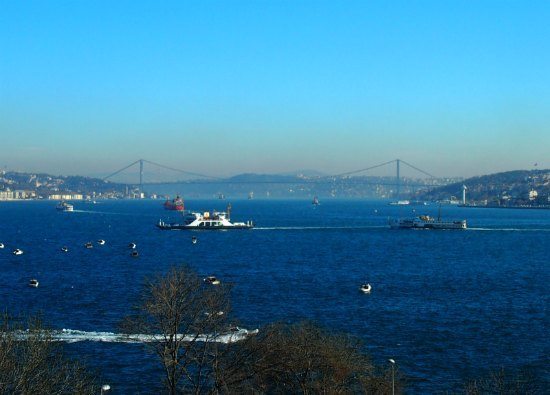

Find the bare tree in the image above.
[
  {"left": 121, "top": 265, "right": 233, "bottom": 395},
  {"left": 0, "top": 312, "right": 98, "bottom": 394},
  {"left": 219, "top": 321, "right": 400, "bottom": 394},
  {"left": 462, "top": 367, "right": 542, "bottom": 395},
  {"left": 122, "top": 266, "right": 403, "bottom": 394}
]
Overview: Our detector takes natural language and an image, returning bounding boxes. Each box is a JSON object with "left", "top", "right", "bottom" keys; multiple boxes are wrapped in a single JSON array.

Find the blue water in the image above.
[{"left": 0, "top": 200, "right": 548, "bottom": 393}]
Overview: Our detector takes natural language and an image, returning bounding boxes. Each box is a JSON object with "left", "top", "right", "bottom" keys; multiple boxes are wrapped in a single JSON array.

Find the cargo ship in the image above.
[{"left": 163, "top": 196, "right": 184, "bottom": 211}]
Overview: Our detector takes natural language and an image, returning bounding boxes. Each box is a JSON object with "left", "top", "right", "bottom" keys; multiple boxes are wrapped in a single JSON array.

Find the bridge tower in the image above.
[
  {"left": 396, "top": 159, "right": 400, "bottom": 199},
  {"left": 139, "top": 159, "right": 144, "bottom": 192}
]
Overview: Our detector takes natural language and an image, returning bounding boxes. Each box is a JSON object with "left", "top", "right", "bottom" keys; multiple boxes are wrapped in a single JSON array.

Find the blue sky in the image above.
[{"left": 1, "top": 0, "right": 549, "bottom": 179}]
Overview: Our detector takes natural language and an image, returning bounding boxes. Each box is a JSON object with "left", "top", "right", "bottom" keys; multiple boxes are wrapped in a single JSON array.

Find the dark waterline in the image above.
[{"left": 0, "top": 199, "right": 548, "bottom": 393}]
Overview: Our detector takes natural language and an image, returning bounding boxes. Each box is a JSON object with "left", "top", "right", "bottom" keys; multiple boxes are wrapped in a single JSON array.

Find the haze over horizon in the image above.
[{"left": 1, "top": 1, "right": 549, "bottom": 179}]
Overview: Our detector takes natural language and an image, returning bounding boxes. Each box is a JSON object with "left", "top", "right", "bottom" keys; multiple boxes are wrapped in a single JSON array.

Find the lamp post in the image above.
[
  {"left": 388, "top": 359, "right": 395, "bottom": 395},
  {"left": 100, "top": 384, "right": 111, "bottom": 395}
]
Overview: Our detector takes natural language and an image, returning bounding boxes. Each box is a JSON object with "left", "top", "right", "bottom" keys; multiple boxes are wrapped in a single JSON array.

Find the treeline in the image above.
[{"left": 1, "top": 266, "right": 544, "bottom": 394}]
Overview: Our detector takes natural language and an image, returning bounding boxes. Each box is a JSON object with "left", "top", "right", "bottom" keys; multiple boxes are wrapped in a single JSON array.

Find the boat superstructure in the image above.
[
  {"left": 389, "top": 215, "right": 467, "bottom": 230},
  {"left": 157, "top": 204, "right": 254, "bottom": 230}
]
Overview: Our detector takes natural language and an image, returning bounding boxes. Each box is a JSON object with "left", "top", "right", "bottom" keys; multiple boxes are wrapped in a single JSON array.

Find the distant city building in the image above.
[
  {"left": 49, "top": 194, "right": 84, "bottom": 200},
  {"left": 0, "top": 190, "right": 36, "bottom": 200},
  {"left": 0, "top": 191, "right": 14, "bottom": 200}
]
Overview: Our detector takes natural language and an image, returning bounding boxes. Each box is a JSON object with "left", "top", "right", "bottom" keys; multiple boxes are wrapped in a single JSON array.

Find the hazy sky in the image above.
[{"left": 1, "top": 0, "right": 549, "bottom": 179}]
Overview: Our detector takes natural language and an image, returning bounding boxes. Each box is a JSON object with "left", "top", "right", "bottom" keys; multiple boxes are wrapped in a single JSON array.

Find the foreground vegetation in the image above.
[
  {"left": 0, "top": 313, "right": 98, "bottom": 394},
  {"left": 120, "top": 266, "right": 399, "bottom": 394}
]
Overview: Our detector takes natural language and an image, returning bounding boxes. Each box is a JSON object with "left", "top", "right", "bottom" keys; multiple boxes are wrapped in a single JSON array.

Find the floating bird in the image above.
[
  {"left": 0, "top": 242, "right": 4, "bottom": 249},
  {"left": 84, "top": 242, "right": 93, "bottom": 249},
  {"left": 128, "top": 242, "right": 137, "bottom": 249},
  {"left": 360, "top": 283, "right": 372, "bottom": 294},
  {"left": 97, "top": 239, "right": 105, "bottom": 245},
  {"left": 29, "top": 279, "right": 39, "bottom": 288},
  {"left": 13, "top": 248, "right": 24, "bottom": 256},
  {"left": 204, "top": 276, "right": 221, "bottom": 285},
  {"left": 61, "top": 246, "right": 69, "bottom": 252},
  {"left": 192, "top": 236, "right": 197, "bottom": 244},
  {"left": 131, "top": 250, "right": 139, "bottom": 257}
]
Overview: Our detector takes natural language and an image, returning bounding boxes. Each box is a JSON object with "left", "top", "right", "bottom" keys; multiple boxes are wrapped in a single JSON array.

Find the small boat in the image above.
[
  {"left": 131, "top": 250, "right": 139, "bottom": 257},
  {"left": 191, "top": 236, "right": 197, "bottom": 244},
  {"left": 204, "top": 276, "right": 220, "bottom": 285},
  {"left": 84, "top": 242, "right": 93, "bottom": 249},
  {"left": 97, "top": 239, "right": 106, "bottom": 245},
  {"left": 29, "top": 279, "right": 39, "bottom": 288},
  {"left": 61, "top": 246, "right": 69, "bottom": 252},
  {"left": 56, "top": 201, "right": 74, "bottom": 212},
  {"left": 360, "top": 283, "right": 372, "bottom": 294},
  {"left": 128, "top": 242, "right": 137, "bottom": 249},
  {"left": 248, "top": 192, "right": 254, "bottom": 200},
  {"left": 0, "top": 243, "right": 4, "bottom": 249},
  {"left": 13, "top": 248, "right": 24, "bottom": 256},
  {"left": 312, "top": 196, "right": 320, "bottom": 205}
]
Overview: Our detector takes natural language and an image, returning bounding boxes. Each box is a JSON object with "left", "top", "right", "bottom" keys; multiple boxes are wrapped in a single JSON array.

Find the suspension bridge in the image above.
[{"left": 102, "top": 159, "right": 447, "bottom": 198}]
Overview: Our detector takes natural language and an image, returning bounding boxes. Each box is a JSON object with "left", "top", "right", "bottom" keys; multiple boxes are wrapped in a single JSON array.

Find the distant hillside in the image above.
[
  {"left": 414, "top": 169, "right": 550, "bottom": 205},
  {"left": 0, "top": 171, "right": 127, "bottom": 196}
]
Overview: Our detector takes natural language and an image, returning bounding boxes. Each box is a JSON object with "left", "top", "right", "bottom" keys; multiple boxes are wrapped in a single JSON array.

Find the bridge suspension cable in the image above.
[
  {"left": 142, "top": 159, "right": 222, "bottom": 180},
  {"left": 102, "top": 160, "right": 141, "bottom": 181},
  {"left": 399, "top": 159, "right": 437, "bottom": 179},
  {"left": 102, "top": 159, "right": 221, "bottom": 184},
  {"left": 330, "top": 159, "right": 397, "bottom": 178}
]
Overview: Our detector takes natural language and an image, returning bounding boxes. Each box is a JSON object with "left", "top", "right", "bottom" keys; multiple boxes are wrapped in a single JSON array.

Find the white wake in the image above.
[
  {"left": 254, "top": 225, "right": 386, "bottom": 230},
  {"left": 11, "top": 327, "right": 258, "bottom": 344},
  {"left": 468, "top": 227, "right": 550, "bottom": 232}
]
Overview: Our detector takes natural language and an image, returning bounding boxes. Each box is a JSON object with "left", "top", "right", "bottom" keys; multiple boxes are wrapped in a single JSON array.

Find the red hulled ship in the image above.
[{"left": 163, "top": 195, "right": 184, "bottom": 211}]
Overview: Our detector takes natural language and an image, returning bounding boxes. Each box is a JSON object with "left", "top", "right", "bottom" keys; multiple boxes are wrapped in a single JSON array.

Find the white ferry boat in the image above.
[
  {"left": 157, "top": 205, "right": 254, "bottom": 230},
  {"left": 389, "top": 200, "right": 410, "bottom": 206},
  {"left": 56, "top": 201, "right": 74, "bottom": 212},
  {"left": 389, "top": 215, "right": 467, "bottom": 230}
]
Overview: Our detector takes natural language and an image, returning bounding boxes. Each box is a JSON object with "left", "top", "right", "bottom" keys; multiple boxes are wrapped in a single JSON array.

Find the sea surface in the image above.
[{"left": 0, "top": 199, "right": 548, "bottom": 393}]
